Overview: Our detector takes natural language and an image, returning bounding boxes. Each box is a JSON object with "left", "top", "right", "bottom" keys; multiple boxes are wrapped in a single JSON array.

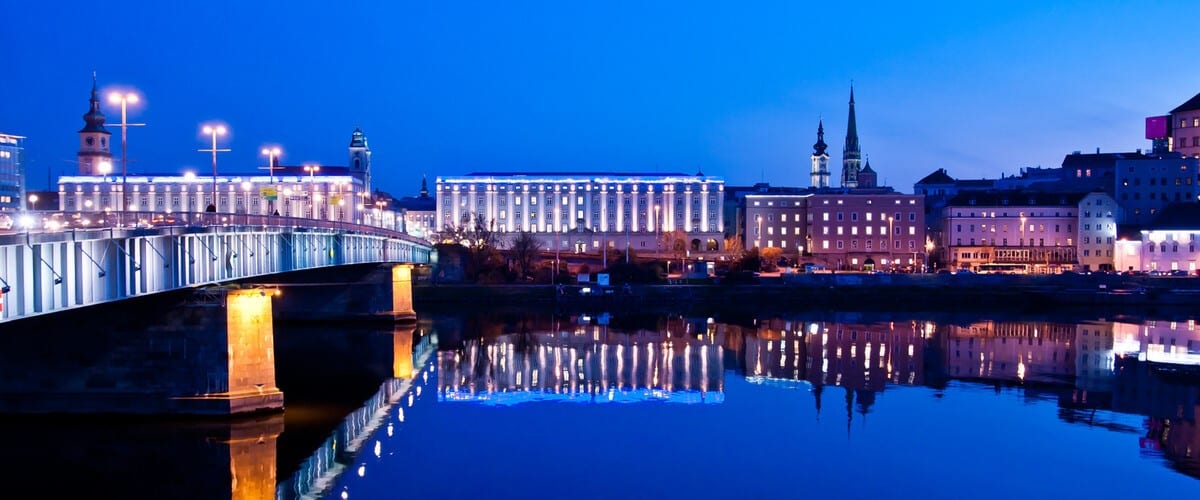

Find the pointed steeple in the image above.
[
  {"left": 813, "top": 118, "right": 828, "bottom": 156},
  {"left": 841, "top": 84, "right": 862, "bottom": 188},
  {"left": 419, "top": 174, "right": 429, "bottom": 198},
  {"left": 79, "top": 73, "right": 110, "bottom": 134}
]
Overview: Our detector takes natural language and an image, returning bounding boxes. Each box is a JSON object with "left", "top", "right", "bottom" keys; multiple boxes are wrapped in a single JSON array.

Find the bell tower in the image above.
[
  {"left": 811, "top": 118, "right": 830, "bottom": 188},
  {"left": 78, "top": 74, "right": 112, "bottom": 176},
  {"left": 349, "top": 127, "right": 371, "bottom": 193}
]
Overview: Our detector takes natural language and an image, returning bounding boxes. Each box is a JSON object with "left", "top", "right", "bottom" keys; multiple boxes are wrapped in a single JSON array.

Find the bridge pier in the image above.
[
  {"left": 392, "top": 264, "right": 416, "bottom": 323},
  {"left": 171, "top": 288, "right": 285, "bottom": 415}
]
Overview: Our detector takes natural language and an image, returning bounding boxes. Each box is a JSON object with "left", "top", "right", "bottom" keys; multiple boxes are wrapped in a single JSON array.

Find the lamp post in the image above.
[
  {"left": 303, "top": 165, "right": 320, "bottom": 219},
  {"left": 199, "top": 124, "right": 229, "bottom": 213},
  {"left": 888, "top": 216, "right": 894, "bottom": 271},
  {"left": 654, "top": 204, "right": 661, "bottom": 260},
  {"left": 1020, "top": 215, "right": 1027, "bottom": 271},
  {"left": 925, "top": 237, "right": 935, "bottom": 273},
  {"left": 107, "top": 91, "right": 143, "bottom": 220},
  {"left": 27, "top": 194, "right": 37, "bottom": 212},
  {"left": 261, "top": 147, "right": 282, "bottom": 215}
]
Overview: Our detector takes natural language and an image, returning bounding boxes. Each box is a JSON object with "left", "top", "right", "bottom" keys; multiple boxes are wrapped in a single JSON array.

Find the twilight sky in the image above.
[{"left": 3, "top": 1, "right": 1198, "bottom": 195}]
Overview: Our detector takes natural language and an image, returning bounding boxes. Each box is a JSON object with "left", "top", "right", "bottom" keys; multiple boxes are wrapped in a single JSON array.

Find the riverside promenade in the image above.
[{"left": 415, "top": 272, "right": 1200, "bottom": 314}]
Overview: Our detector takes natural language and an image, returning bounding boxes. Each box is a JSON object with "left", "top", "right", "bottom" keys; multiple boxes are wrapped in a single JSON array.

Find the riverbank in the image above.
[{"left": 415, "top": 273, "right": 1200, "bottom": 315}]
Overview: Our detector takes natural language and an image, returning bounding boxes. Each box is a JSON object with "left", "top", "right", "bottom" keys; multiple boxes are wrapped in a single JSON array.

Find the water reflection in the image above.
[{"left": 417, "top": 312, "right": 1200, "bottom": 484}]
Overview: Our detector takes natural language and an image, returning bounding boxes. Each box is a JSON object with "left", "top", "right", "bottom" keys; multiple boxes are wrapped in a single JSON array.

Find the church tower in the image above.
[
  {"left": 841, "top": 86, "right": 861, "bottom": 188},
  {"left": 810, "top": 118, "right": 830, "bottom": 188},
  {"left": 349, "top": 127, "right": 372, "bottom": 193},
  {"left": 77, "top": 74, "right": 112, "bottom": 176}
]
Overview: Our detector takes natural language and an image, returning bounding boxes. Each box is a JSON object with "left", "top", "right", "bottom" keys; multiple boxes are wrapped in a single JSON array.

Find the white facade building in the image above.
[{"left": 435, "top": 172, "right": 725, "bottom": 254}]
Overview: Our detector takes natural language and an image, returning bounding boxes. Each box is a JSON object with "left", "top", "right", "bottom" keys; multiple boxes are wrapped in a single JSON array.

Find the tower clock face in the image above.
[{"left": 86, "top": 137, "right": 95, "bottom": 146}]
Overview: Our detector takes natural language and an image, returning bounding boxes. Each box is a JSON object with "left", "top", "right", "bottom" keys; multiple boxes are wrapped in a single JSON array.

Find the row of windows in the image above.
[
  {"left": 1120, "top": 192, "right": 1191, "bottom": 202},
  {"left": 956, "top": 224, "right": 1073, "bottom": 233},
  {"left": 1120, "top": 176, "right": 1195, "bottom": 186},
  {"left": 955, "top": 238, "right": 1073, "bottom": 246},
  {"left": 1179, "top": 117, "right": 1200, "bottom": 128},
  {"left": 952, "top": 211, "right": 1074, "bottom": 218},
  {"left": 818, "top": 239, "right": 918, "bottom": 250},
  {"left": 1148, "top": 243, "right": 1197, "bottom": 253},
  {"left": 820, "top": 211, "right": 917, "bottom": 222}
]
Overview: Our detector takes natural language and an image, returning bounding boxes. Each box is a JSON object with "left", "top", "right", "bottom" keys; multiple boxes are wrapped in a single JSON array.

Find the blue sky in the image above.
[{"left": 3, "top": 1, "right": 1198, "bottom": 195}]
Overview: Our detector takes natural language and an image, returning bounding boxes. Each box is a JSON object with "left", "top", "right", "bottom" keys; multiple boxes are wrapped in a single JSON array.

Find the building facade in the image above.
[
  {"left": 1114, "top": 203, "right": 1200, "bottom": 274},
  {"left": 1113, "top": 153, "right": 1199, "bottom": 225},
  {"left": 1077, "top": 192, "right": 1119, "bottom": 271},
  {"left": 0, "top": 133, "right": 24, "bottom": 211},
  {"left": 744, "top": 191, "right": 926, "bottom": 271},
  {"left": 942, "top": 192, "right": 1089, "bottom": 273},
  {"left": 1170, "top": 92, "right": 1200, "bottom": 158},
  {"left": 55, "top": 79, "right": 389, "bottom": 227},
  {"left": 394, "top": 176, "right": 437, "bottom": 240},
  {"left": 434, "top": 172, "right": 726, "bottom": 255}
]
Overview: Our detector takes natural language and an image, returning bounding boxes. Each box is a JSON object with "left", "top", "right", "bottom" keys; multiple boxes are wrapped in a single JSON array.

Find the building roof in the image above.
[
  {"left": 1171, "top": 91, "right": 1200, "bottom": 114},
  {"left": 946, "top": 191, "right": 1087, "bottom": 207},
  {"left": 464, "top": 171, "right": 692, "bottom": 177},
  {"left": 1061, "top": 151, "right": 1145, "bottom": 169},
  {"left": 1144, "top": 203, "right": 1200, "bottom": 230},
  {"left": 914, "top": 169, "right": 955, "bottom": 185}
]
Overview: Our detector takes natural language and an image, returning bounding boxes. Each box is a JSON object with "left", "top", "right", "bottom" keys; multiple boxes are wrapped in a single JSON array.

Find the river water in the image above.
[{"left": 2, "top": 311, "right": 1198, "bottom": 498}]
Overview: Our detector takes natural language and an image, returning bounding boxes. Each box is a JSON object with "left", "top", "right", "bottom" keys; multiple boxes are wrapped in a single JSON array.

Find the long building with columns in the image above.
[
  {"left": 56, "top": 80, "right": 395, "bottom": 229},
  {"left": 435, "top": 172, "right": 725, "bottom": 255}
]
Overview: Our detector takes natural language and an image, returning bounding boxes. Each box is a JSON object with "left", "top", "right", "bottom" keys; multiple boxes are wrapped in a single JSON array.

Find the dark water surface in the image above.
[{"left": 1, "top": 312, "right": 1198, "bottom": 499}]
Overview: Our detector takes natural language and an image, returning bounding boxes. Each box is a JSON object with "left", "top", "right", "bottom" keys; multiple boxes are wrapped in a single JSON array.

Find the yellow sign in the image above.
[
  {"left": 328, "top": 194, "right": 343, "bottom": 206},
  {"left": 260, "top": 187, "right": 278, "bottom": 201}
]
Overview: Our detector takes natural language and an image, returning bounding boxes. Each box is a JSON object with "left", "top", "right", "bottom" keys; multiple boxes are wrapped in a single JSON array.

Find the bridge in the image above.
[
  {"left": 0, "top": 210, "right": 432, "bottom": 322},
  {"left": 0, "top": 210, "right": 433, "bottom": 416}
]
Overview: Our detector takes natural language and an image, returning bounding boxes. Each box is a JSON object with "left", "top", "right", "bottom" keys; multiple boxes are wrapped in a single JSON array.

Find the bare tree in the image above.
[{"left": 510, "top": 230, "right": 542, "bottom": 279}]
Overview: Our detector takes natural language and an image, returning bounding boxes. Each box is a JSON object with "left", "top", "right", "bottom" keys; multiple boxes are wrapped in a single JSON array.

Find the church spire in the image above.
[
  {"left": 813, "top": 118, "right": 828, "bottom": 156},
  {"left": 841, "top": 85, "right": 861, "bottom": 188},
  {"left": 419, "top": 174, "right": 429, "bottom": 198},
  {"left": 80, "top": 73, "right": 109, "bottom": 134}
]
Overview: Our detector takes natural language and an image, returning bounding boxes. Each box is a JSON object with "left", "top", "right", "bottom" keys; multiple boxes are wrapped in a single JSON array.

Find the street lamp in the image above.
[
  {"left": 261, "top": 147, "right": 282, "bottom": 215},
  {"left": 925, "top": 237, "right": 935, "bottom": 272},
  {"left": 1020, "top": 214, "right": 1027, "bottom": 270},
  {"left": 304, "top": 165, "right": 321, "bottom": 219},
  {"left": 199, "top": 124, "right": 230, "bottom": 213},
  {"left": 654, "top": 204, "right": 661, "bottom": 259},
  {"left": 107, "top": 90, "right": 143, "bottom": 218},
  {"left": 888, "top": 216, "right": 894, "bottom": 271},
  {"left": 27, "top": 194, "right": 38, "bottom": 211}
]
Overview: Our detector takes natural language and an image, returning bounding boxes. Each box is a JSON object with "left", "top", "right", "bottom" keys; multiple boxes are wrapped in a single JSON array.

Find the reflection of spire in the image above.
[
  {"left": 813, "top": 384, "right": 824, "bottom": 421},
  {"left": 845, "top": 387, "right": 854, "bottom": 439}
]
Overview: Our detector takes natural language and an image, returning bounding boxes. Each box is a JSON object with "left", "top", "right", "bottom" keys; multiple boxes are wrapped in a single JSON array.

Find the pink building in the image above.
[
  {"left": 942, "top": 191, "right": 1117, "bottom": 273},
  {"left": 1114, "top": 203, "right": 1200, "bottom": 274},
  {"left": 745, "top": 191, "right": 926, "bottom": 271},
  {"left": 1170, "top": 92, "right": 1200, "bottom": 157}
]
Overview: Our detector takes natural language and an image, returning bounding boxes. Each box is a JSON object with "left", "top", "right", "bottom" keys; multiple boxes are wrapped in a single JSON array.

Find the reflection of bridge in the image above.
[
  {"left": 0, "top": 212, "right": 431, "bottom": 322},
  {"left": 278, "top": 328, "right": 437, "bottom": 500}
]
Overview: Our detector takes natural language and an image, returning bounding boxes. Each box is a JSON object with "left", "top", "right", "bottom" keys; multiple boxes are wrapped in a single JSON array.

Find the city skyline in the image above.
[{"left": 3, "top": 1, "right": 1199, "bottom": 195}]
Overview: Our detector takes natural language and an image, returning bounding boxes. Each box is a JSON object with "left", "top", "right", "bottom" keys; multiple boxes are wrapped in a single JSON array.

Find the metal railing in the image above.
[{"left": 0, "top": 210, "right": 429, "bottom": 245}]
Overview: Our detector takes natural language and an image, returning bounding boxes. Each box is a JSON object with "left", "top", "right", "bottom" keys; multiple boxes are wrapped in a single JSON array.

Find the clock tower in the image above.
[
  {"left": 349, "top": 127, "right": 371, "bottom": 193},
  {"left": 77, "top": 74, "right": 112, "bottom": 176}
]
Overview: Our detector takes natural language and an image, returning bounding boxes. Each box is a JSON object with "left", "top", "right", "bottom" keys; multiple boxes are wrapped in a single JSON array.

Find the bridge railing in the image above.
[{"left": 0, "top": 210, "right": 429, "bottom": 246}]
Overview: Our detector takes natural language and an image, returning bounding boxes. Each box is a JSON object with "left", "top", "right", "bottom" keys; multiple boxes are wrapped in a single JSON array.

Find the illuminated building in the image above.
[
  {"left": 0, "top": 133, "right": 24, "bottom": 211},
  {"left": 744, "top": 191, "right": 926, "bottom": 271},
  {"left": 943, "top": 321, "right": 1076, "bottom": 382},
  {"left": 435, "top": 172, "right": 725, "bottom": 255},
  {"left": 1118, "top": 203, "right": 1200, "bottom": 273},
  {"left": 942, "top": 191, "right": 1121, "bottom": 273},
  {"left": 56, "top": 81, "right": 384, "bottom": 225}
]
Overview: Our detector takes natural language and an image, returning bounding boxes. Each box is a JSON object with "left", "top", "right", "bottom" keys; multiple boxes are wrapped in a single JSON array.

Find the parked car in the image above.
[{"left": 1169, "top": 269, "right": 1190, "bottom": 277}]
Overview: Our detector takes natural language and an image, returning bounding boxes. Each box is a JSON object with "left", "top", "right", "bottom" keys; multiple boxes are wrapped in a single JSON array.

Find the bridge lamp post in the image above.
[
  {"left": 199, "top": 124, "right": 230, "bottom": 213},
  {"left": 261, "top": 147, "right": 282, "bottom": 216},
  {"left": 888, "top": 216, "right": 894, "bottom": 271},
  {"left": 107, "top": 91, "right": 143, "bottom": 219},
  {"left": 304, "top": 165, "right": 320, "bottom": 219}
]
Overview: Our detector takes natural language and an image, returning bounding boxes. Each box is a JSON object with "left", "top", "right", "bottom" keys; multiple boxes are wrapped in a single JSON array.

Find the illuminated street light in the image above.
[
  {"left": 199, "top": 124, "right": 230, "bottom": 212},
  {"left": 107, "top": 90, "right": 143, "bottom": 217},
  {"left": 304, "top": 164, "right": 321, "bottom": 219},
  {"left": 261, "top": 147, "right": 282, "bottom": 215},
  {"left": 27, "top": 194, "right": 38, "bottom": 211}
]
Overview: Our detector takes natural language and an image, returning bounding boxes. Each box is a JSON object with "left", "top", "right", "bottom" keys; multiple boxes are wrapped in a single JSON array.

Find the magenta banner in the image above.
[{"left": 1146, "top": 115, "right": 1168, "bottom": 139}]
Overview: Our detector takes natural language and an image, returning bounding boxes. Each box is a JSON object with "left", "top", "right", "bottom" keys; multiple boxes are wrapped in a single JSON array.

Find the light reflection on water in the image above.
[{"left": 325, "top": 313, "right": 1200, "bottom": 499}]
